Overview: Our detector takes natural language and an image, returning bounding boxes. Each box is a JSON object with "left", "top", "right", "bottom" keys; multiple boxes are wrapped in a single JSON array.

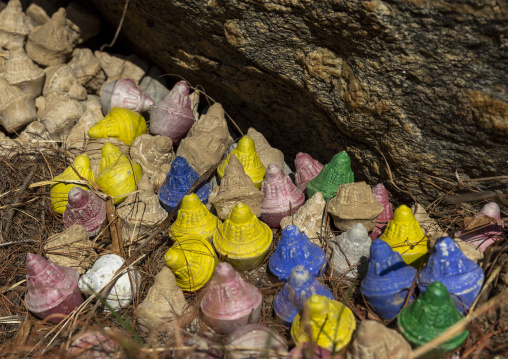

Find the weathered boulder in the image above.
[{"left": 91, "top": 0, "right": 508, "bottom": 204}]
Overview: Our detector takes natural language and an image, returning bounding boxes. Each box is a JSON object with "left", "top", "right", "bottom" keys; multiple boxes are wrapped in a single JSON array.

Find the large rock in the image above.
[{"left": 91, "top": 0, "right": 508, "bottom": 204}]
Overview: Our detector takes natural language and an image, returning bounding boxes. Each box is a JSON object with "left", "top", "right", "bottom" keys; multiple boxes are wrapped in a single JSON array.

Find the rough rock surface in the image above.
[{"left": 92, "top": 0, "right": 508, "bottom": 204}]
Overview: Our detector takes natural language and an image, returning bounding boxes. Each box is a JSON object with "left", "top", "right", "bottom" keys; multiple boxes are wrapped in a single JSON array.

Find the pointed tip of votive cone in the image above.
[
  {"left": 287, "top": 265, "right": 312, "bottom": 288},
  {"left": 392, "top": 204, "right": 415, "bottom": 222},
  {"left": 264, "top": 164, "right": 284, "bottom": 180},
  {"left": 101, "top": 142, "right": 118, "bottom": 156},
  {"left": 174, "top": 80, "right": 190, "bottom": 96},
  {"left": 370, "top": 239, "right": 394, "bottom": 259},
  {"left": 26, "top": 253, "right": 48, "bottom": 277},
  {"left": 479, "top": 202, "right": 501, "bottom": 220},
  {"left": 236, "top": 135, "right": 256, "bottom": 153},
  {"left": 214, "top": 262, "right": 236, "bottom": 283},
  {"left": 154, "top": 135, "right": 173, "bottom": 152},
  {"left": 170, "top": 156, "right": 192, "bottom": 176},
  {"left": 423, "top": 281, "right": 450, "bottom": 306},
  {"left": 181, "top": 193, "right": 201, "bottom": 209},
  {"left": 346, "top": 223, "right": 369, "bottom": 243},
  {"left": 73, "top": 153, "right": 91, "bottom": 168},
  {"left": 67, "top": 187, "right": 88, "bottom": 208},
  {"left": 230, "top": 203, "right": 254, "bottom": 224}
]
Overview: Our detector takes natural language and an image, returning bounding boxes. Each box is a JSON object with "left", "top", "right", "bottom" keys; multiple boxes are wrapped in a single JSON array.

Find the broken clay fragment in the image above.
[
  {"left": 209, "top": 154, "right": 264, "bottom": 220},
  {"left": 274, "top": 265, "right": 334, "bottom": 326},
  {"left": 41, "top": 91, "right": 84, "bottom": 140},
  {"left": 360, "top": 239, "right": 417, "bottom": 320},
  {"left": 137, "top": 266, "right": 186, "bottom": 334},
  {"left": 69, "top": 330, "right": 123, "bottom": 359},
  {"left": 164, "top": 235, "right": 218, "bottom": 291},
  {"left": 217, "top": 135, "right": 266, "bottom": 189},
  {"left": 214, "top": 203, "right": 272, "bottom": 271},
  {"left": 25, "top": 253, "right": 84, "bottom": 324},
  {"left": 306, "top": 151, "right": 354, "bottom": 202},
  {"left": 188, "top": 102, "right": 233, "bottom": 145},
  {"left": 291, "top": 294, "right": 355, "bottom": 352},
  {"left": 330, "top": 223, "right": 371, "bottom": 279},
  {"left": 170, "top": 193, "right": 221, "bottom": 243},
  {"left": 158, "top": 156, "right": 211, "bottom": 213},
  {"left": 418, "top": 236, "right": 484, "bottom": 314},
  {"left": 67, "top": 48, "right": 105, "bottom": 92},
  {"left": 226, "top": 324, "right": 288, "bottom": 359},
  {"left": 398, "top": 281, "right": 468, "bottom": 356},
  {"left": 260, "top": 164, "right": 305, "bottom": 228},
  {"left": 328, "top": 181, "right": 383, "bottom": 231},
  {"left": 43, "top": 64, "right": 87, "bottom": 100},
  {"left": 149, "top": 80, "right": 194, "bottom": 142},
  {"left": 0, "top": 77, "right": 37, "bottom": 133},
  {"left": 294, "top": 152, "right": 324, "bottom": 193},
  {"left": 269, "top": 225, "right": 326, "bottom": 282},
  {"left": 370, "top": 183, "right": 394, "bottom": 240},
  {"left": 96, "top": 142, "right": 143, "bottom": 204},
  {"left": 201, "top": 262, "right": 262, "bottom": 334},
  {"left": 247, "top": 127, "right": 285, "bottom": 170},
  {"left": 130, "top": 134, "right": 174, "bottom": 177},
  {"left": 63, "top": 187, "right": 106, "bottom": 237},
  {"left": 101, "top": 78, "right": 153, "bottom": 114},
  {"left": 50, "top": 153, "right": 95, "bottom": 214},
  {"left": 88, "top": 107, "right": 147, "bottom": 146},
  {"left": 380, "top": 204, "right": 429, "bottom": 268},
  {"left": 79, "top": 254, "right": 141, "bottom": 311}
]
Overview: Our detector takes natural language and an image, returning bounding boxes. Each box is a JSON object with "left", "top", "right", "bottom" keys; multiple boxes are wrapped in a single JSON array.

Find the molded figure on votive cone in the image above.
[
  {"left": 417, "top": 236, "right": 484, "bottom": 314},
  {"left": 50, "top": 153, "right": 95, "bottom": 214},
  {"left": 306, "top": 151, "right": 354, "bottom": 202},
  {"left": 209, "top": 154, "right": 264, "bottom": 220},
  {"left": 96, "top": 142, "right": 143, "bottom": 204},
  {"left": 328, "top": 181, "right": 383, "bottom": 231},
  {"left": 101, "top": 78, "right": 153, "bottom": 114},
  {"left": 455, "top": 201, "right": 505, "bottom": 252},
  {"left": 170, "top": 193, "right": 221, "bottom": 243},
  {"left": 370, "top": 183, "right": 394, "bottom": 240},
  {"left": 213, "top": 203, "right": 272, "bottom": 271},
  {"left": 4, "top": 47, "right": 45, "bottom": 97},
  {"left": 130, "top": 134, "right": 174, "bottom": 177},
  {"left": 274, "top": 265, "right": 334, "bottom": 326},
  {"left": 260, "top": 164, "right": 305, "bottom": 228},
  {"left": 360, "top": 239, "right": 417, "bottom": 320},
  {"left": 25, "top": 253, "right": 84, "bottom": 324},
  {"left": 164, "top": 234, "right": 218, "bottom": 291},
  {"left": 294, "top": 152, "right": 324, "bottom": 193},
  {"left": 43, "top": 64, "right": 87, "bottom": 100},
  {"left": 201, "top": 262, "right": 262, "bottom": 334},
  {"left": 63, "top": 187, "right": 106, "bottom": 237},
  {"left": 379, "top": 204, "right": 428, "bottom": 268},
  {"left": 88, "top": 107, "right": 147, "bottom": 146},
  {"left": 226, "top": 324, "right": 288, "bottom": 359},
  {"left": 247, "top": 127, "right": 285, "bottom": 170},
  {"left": 268, "top": 225, "right": 326, "bottom": 282},
  {"left": 291, "top": 294, "right": 356, "bottom": 353},
  {"left": 187, "top": 102, "right": 234, "bottom": 145},
  {"left": 158, "top": 156, "right": 211, "bottom": 213},
  {"left": 330, "top": 223, "right": 371, "bottom": 279},
  {"left": 149, "top": 80, "right": 194, "bottom": 142},
  {"left": 78, "top": 254, "right": 141, "bottom": 311},
  {"left": 217, "top": 135, "right": 266, "bottom": 189},
  {"left": 398, "top": 281, "right": 468, "bottom": 356}
]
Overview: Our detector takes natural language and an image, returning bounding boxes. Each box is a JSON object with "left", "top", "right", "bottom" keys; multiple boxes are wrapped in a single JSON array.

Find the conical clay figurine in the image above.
[
  {"left": 26, "top": 8, "right": 73, "bottom": 66},
  {"left": 291, "top": 295, "right": 356, "bottom": 352},
  {"left": 280, "top": 192, "right": 327, "bottom": 246},
  {"left": 269, "top": 225, "right": 326, "bottom": 282},
  {"left": 380, "top": 204, "right": 429, "bottom": 268},
  {"left": 201, "top": 262, "right": 262, "bottom": 334},
  {"left": 158, "top": 156, "right": 211, "bottom": 213},
  {"left": 117, "top": 174, "right": 168, "bottom": 243},
  {"left": 226, "top": 324, "right": 288, "bottom": 359},
  {"left": 418, "top": 236, "right": 484, "bottom": 314},
  {"left": 67, "top": 48, "right": 105, "bottom": 92},
  {"left": 209, "top": 154, "right": 264, "bottom": 220},
  {"left": 96, "top": 142, "right": 143, "bottom": 204},
  {"left": 260, "top": 164, "right": 305, "bottom": 228},
  {"left": 101, "top": 78, "right": 154, "bottom": 114},
  {"left": 247, "top": 127, "right": 285, "bottom": 170},
  {"left": 130, "top": 134, "right": 174, "bottom": 177},
  {"left": 43, "top": 65, "right": 87, "bottom": 100},
  {"left": 370, "top": 183, "right": 393, "bottom": 240},
  {"left": 360, "top": 239, "right": 417, "bottom": 320},
  {"left": 0, "top": 0, "right": 29, "bottom": 50},
  {"left": 217, "top": 135, "right": 266, "bottom": 189},
  {"left": 137, "top": 267, "right": 187, "bottom": 334},
  {"left": 79, "top": 254, "right": 141, "bottom": 311},
  {"left": 187, "top": 102, "right": 234, "bottom": 145},
  {"left": 455, "top": 201, "right": 505, "bottom": 252},
  {"left": 294, "top": 152, "right": 324, "bottom": 193},
  {"left": 0, "top": 77, "right": 37, "bottom": 133},
  {"left": 328, "top": 182, "right": 383, "bottom": 231},
  {"left": 306, "top": 151, "right": 354, "bottom": 202},
  {"left": 149, "top": 80, "right": 194, "bottom": 142},
  {"left": 274, "top": 265, "right": 334, "bottom": 326},
  {"left": 176, "top": 126, "right": 231, "bottom": 175},
  {"left": 214, "top": 203, "right": 272, "bottom": 271},
  {"left": 170, "top": 193, "right": 221, "bottom": 243},
  {"left": 50, "top": 154, "right": 95, "bottom": 214},
  {"left": 40, "top": 91, "right": 84, "bottom": 140},
  {"left": 398, "top": 281, "right": 468, "bottom": 355},
  {"left": 331, "top": 223, "right": 371, "bottom": 279},
  {"left": 25, "top": 253, "right": 84, "bottom": 324},
  {"left": 4, "top": 48, "right": 45, "bottom": 97},
  {"left": 347, "top": 320, "right": 411, "bottom": 359},
  {"left": 164, "top": 235, "right": 218, "bottom": 291},
  {"left": 88, "top": 107, "right": 147, "bottom": 146},
  {"left": 63, "top": 187, "right": 106, "bottom": 237}
]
